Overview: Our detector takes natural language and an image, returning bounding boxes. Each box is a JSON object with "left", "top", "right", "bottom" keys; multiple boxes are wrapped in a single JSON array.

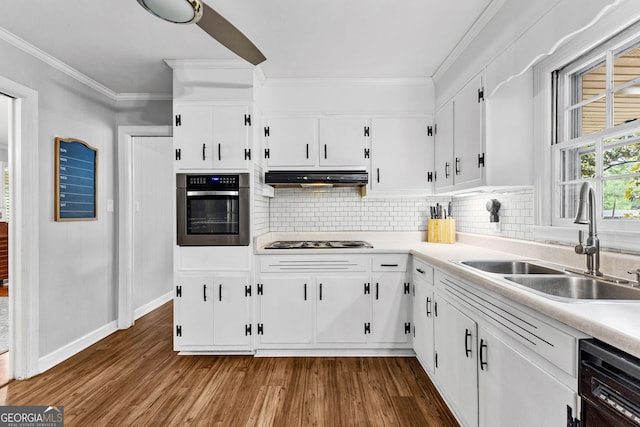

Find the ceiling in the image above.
[{"left": 0, "top": 0, "right": 495, "bottom": 95}]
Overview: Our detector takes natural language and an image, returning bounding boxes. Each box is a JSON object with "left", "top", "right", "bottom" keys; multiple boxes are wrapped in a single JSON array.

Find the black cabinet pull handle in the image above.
[
  {"left": 426, "top": 297, "right": 432, "bottom": 317},
  {"left": 434, "top": 301, "right": 438, "bottom": 317},
  {"left": 306, "top": 143, "right": 309, "bottom": 159},
  {"left": 416, "top": 268, "right": 425, "bottom": 274},
  {"left": 304, "top": 283, "right": 307, "bottom": 301},
  {"left": 445, "top": 162, "right": 450, "bottom": 178},
  {"left": 465, "top": 329, "right": 472, "bottom": 358},
  {"left": 324, "top": 144, "right": 327, "bottom": 159},
  {"left": 377, "top": 168, "right": 380, "bottom": 183},
  {"left": 218, "top": 143, "right": 221, "bottom": 161},
  {"left": 380, "top": 264, "right": 398, "bottom": 267},
  {"left": 203, "top": 284, "right": 207, "bottom": 302},
  {"left": 375, "top": 283, "right": 379, "bottom": 300},
  {"left": 202, "top": 144, "right": 206, "bottom": 161},
  {"left": 480, "top": 339, "right": 488, "bottom": 370},
  {"left": 219, "top": 284, "right": 222, "bottom": 301},
  {"left": 455, "top": 157, "right": 461, "bottom": 175},
  {"left": 319, "top": 283, "right": 323, "bottom": 301}
]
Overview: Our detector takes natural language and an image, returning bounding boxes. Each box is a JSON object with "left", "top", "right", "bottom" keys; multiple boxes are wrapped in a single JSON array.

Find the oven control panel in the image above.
[{"left": 186, "top": 174, "right": 239, "bottom": 190}]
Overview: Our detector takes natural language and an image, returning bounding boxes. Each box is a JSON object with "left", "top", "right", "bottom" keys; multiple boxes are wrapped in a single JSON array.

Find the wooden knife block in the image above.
[{"left": 427, "top": 219, "right": 456, "bottom": 244}]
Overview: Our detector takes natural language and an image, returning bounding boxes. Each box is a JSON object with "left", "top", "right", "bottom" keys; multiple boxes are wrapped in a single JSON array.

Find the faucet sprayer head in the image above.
[{"left": 574, "top": 182, "right": 592, "bottom": 225}]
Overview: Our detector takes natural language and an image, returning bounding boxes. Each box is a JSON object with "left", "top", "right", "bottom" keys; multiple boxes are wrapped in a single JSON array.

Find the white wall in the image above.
[{"left": 0, "top": 35, "right": 172, "bottom": 361}]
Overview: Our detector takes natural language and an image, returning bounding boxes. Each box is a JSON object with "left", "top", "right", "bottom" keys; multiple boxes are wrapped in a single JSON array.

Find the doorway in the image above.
[
  {"left": 0, "top": 93, "right": 10, "bottom": 386},
  {"left": 132, "top": 136, "right": 173, "bottom": 317}
]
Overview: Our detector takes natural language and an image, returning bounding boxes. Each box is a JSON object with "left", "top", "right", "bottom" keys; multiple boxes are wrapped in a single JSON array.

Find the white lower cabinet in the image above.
[
  {"left": 316, "top": 276, "right": 370, "bottom": 344},
  {"left": 174, "top": 275, "right": 214, "bottom": 347},
  {"left": 434, "top": 296, "right": 479, "bottom": 427},
  {"left": 371, "top": 273, "right": 410, "bottom": 344},
  {"left": 478, "top": 327, "right": 576, "bottom": 427},
  {"left": 257, "top": 276, "right": 313, "bottom": 345},
  {"left": 428, "top": 268, "right": 582, "bottom": 427},
  {"left": 174, "top": 272, "right": 251, "bottom": 352},
  {"left": 256, "top": 254, "right": 411, "bottom": 351},
  {"left": 412, "top": 259, "right": 435, "bottom": 372}
]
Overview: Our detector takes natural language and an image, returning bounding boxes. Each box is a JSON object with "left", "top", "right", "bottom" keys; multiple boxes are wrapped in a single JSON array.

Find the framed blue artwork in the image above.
[{"left": 54, "top": 137, "right": 98, "bottom": 221}]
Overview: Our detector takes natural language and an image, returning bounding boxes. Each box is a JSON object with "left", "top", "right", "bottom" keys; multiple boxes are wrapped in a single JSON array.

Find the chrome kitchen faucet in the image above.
[{"left": 574, "top": 182, "right": 602, "bottom": 276}]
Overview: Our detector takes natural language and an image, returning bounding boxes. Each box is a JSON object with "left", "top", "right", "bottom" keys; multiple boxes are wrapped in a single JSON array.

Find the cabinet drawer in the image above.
[
  {"left": 412, "top": 257, "right": 434, "bottom": 284},
  {"left": 371, "top": 255, "right": 408, "bottom": 272},
  {"left": 260, "top": 255, "right": 368, "bottom": 273}
]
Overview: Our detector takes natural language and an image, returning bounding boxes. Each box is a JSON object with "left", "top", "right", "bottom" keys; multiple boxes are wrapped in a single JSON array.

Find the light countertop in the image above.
[{"left": 255, "top": 231, "right": 640, "bottom": 358}]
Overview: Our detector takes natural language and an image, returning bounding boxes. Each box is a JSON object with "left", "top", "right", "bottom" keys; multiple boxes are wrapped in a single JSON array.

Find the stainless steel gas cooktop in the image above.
[{"left": 264, "top": 240, "right": 373, "bottom": 249}]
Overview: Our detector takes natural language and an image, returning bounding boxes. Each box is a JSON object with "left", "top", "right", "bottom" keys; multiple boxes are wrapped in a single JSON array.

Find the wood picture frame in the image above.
[{"left": 54, "top": 137, "right": 98, "bottom": 221}]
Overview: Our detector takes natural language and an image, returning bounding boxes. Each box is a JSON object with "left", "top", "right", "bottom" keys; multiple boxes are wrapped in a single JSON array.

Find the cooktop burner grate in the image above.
[{"left": 264, "top": 240, "right": 373, "bottom": 249}]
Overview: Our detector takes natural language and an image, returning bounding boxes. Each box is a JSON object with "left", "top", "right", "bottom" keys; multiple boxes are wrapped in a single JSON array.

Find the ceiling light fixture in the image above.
[{"left": 136, "top": 0, "right": 203, "bottom": 24}]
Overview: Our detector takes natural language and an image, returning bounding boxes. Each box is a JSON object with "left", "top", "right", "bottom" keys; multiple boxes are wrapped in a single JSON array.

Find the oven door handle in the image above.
[{"left": 186, "top": 190, "right": 239, "bottom": 197}]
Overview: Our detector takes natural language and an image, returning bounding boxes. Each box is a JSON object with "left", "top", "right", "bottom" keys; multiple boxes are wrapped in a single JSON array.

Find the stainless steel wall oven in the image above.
[{"left": 176, "top": 173, "right": 250, "bottom": 246}]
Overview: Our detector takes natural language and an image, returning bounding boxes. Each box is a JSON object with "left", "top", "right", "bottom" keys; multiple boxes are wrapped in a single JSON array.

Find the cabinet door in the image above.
[
  {"left": 318, "top": 118, "right": 369, "bottom": 167},
  {"left": 212, "top": 274, "right": 251, "bottom": 347},
  {"left": 434, "top": 296, "right": 479, "bottom": 427},
  {"left": 258, "top": 277, "right": 313, "bottom": 345},
  {"left": 413, "top": 276, "right": 435, "bottom": 373},
  {"left": 212, "top": 106, "right": 250, "bottom": 170},
  {"left": 478, "top": 327, "right": 577, "bottom": 427},
  {"left": 175, "top": 275, "right": 214, "bottom": 346},
  {"left": 434, "top": 102, "right": 454, "bottom": 192},
  {"left": 370, "top": 117, "right": 432, "bottom": 193},
  {"left": 371, "top": 273, "right": 410, "bottom": 344},
  {"left": 265, "top": 117, "right": 317, "bottom": 167},
  {"left": 453, "top": 75, "right": 484, "bottom": 188},
  {"left": 316, "top": 276, "right": 369, "bottom": 344},
  {"left": 173, "top": 105, "right": 214, "bottom": 170}
]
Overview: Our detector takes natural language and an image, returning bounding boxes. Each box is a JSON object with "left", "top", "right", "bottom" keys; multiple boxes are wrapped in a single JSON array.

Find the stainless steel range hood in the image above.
[{"left": 264, "top": 170, "right": 368, "bottom": 188}]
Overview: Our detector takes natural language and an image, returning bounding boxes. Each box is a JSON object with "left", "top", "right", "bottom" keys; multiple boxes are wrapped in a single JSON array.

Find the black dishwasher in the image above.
[{"left": 579, "top": 339, "right": 640, "bottom": 426}]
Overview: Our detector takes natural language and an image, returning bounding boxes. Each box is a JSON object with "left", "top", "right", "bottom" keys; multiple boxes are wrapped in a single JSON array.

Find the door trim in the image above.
[
  {"left": 117, "top": 126, "right": 172, "bottom": 329},
  {"left": 0, "top": 76, "right": 40, "bottom": 379}
]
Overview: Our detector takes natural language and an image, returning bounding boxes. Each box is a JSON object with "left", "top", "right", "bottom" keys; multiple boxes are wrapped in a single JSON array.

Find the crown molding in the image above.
[
  {"left": 0, "top": 27, "right": 118, "bottom": 100},
  {"left": 262, "top": 77, "right": 433, "bottom": 87},
  {"left": 164, "top": 58, "right": 252, "bottom": 70},
  {"left": 115, "top": 93, "right": 172, "bottom": 102}
]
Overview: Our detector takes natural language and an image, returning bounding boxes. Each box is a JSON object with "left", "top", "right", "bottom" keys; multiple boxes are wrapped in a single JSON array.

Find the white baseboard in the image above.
[
  {"left": 134, "top": 291, "right": 172, "bottom": 320},
  {"left": 38, "top": 320, "right": 118, "bottom": 373}
]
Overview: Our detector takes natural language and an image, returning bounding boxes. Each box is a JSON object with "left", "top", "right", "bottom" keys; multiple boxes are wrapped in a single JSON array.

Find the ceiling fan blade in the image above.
[{"left": 197, "top": 3, "right": 266, "bottom": 65}]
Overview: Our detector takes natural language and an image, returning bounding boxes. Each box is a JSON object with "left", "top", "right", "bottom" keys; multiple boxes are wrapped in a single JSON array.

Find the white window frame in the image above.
[{"left": 532, "top": 17, "right": 640, "bottom": 252}]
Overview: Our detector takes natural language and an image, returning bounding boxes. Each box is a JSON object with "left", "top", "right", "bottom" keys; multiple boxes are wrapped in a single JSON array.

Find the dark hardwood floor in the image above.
[{"left": 0, "top": 301, "right": 458, "bottom": 426}]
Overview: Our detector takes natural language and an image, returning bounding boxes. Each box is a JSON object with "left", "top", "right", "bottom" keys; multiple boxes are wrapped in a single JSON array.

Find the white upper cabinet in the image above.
[
  {"left": 264, "top": 117, "right": 317, "bottom": 167},
  {"left": 434, "top": 69, "right": 534, "bottom": 193},
  {"left": 434, "top": 102, "right": 454, "bottom": 193},
  {"left": 318, "top": 118, "right": 370, "bottom": 167},
  {"left": 173, "top": 104, "right": 251, "bottom": 171},
  {"left": 434, "top": 74, "right": 484, "bottom": 193},
  {"left": 370, "top": 117, "right": 433, "bottom": 194}
]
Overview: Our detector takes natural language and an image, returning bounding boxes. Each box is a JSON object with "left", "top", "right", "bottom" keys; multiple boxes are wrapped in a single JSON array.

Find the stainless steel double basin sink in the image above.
[{"left": 459, "top": 260, "right": 640, "bottom": 302}]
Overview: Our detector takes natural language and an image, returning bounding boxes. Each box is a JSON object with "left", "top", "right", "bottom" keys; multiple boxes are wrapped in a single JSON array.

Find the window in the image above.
[{"left": 553, "top": 30, "right": 640, "bottom": 228}]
